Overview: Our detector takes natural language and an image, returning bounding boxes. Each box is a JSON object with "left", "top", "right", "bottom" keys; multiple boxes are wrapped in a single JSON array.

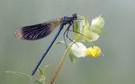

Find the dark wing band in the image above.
[{"left": 15, "top": 18, "right": 63, "bottom": 40}]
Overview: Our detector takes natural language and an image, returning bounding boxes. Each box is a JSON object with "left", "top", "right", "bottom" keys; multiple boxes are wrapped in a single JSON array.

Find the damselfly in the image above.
[{"left": 15, "top": 13, "right": 78, "bottom": 76}]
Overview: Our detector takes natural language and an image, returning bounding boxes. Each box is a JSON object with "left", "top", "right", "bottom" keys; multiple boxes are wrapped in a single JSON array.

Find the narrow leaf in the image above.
[
  {"left": 38, "top": 67, "right": 44, "bottom": 76},
  {"left": 69, "top": 51, "right": 77, "bottom": 63},
  {"left": 5, "top": 71, "right": 32, "bottom": 79}
]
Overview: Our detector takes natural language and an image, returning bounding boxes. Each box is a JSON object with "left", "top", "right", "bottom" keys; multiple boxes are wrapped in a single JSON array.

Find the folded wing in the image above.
[{"left": 15, "top": 18, "right": 63, "bottom": 40}]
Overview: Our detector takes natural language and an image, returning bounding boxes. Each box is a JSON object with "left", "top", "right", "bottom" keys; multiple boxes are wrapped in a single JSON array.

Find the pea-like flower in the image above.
[
  {"left": 71, "top": 42, "right": 102, "bottom": 57},
  {"left": 75, "top": 16, "right": 104, "bottom": 42}
]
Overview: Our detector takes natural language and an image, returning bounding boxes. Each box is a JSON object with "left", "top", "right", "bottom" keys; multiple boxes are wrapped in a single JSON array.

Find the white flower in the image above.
[
  {"left": 71, "top": 42, "right": 102, "bottom": 58},
  {"left": 71, "top": 42, "right": 87, "bottom": 57}
]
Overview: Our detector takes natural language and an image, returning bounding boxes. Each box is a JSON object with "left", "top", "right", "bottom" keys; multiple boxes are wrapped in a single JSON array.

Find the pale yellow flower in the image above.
[
  {"left": 91, "top": 15, "right": 105, "bottom": 29},
  {"left": 77, "top": 16, "right": 105, "bottom": 42}
]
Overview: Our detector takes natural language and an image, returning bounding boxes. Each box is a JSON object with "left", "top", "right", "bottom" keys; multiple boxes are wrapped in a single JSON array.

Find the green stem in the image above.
[{"left": 50, "top": 42, "right": 74, "bottom": 84}]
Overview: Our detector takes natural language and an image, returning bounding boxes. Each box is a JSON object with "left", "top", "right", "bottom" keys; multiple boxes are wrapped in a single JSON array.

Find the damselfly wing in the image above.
[{"left": 15, "top": 18, "right": 63, "bottom": 40}]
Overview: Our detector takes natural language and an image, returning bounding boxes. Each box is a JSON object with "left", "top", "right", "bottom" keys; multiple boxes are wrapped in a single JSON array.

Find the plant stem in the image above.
[
  {"left": 50, "top": 42, "right": 74, "bottom": 84},
  {"left": 50, "top": 47, "right": 68, "bottom": 84}
]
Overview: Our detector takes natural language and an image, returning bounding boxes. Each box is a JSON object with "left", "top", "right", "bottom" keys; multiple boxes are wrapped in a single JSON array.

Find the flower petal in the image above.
[
  {"left": 71, "top": 42, "right": 87, "bottom": 57},
  {"left": 91, "top": 16, "right": 104, "bottom": 29},
  {"left": 82, "top": 29, "right": 100, "bottom": 42},
  {"left": 85, "top": 46, "right": 101, "bottom": 57},
  {"left": 90, "top": 16, "right": 105, "bottom": 34}
]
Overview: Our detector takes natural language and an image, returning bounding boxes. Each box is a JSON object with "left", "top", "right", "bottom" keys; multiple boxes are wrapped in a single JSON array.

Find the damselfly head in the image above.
[
  {"left": 72, "top": 13, "right": 77, "bottom": 20},
  {"left": 63, "top": 13, "right": 78, "bottom": 24},
  {"left": 72, "top": 13, "right": 83, "bottom": 21}
]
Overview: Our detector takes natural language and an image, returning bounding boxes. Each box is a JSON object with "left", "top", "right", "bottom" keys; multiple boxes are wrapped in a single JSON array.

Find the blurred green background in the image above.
[{"left": 0, "top": 0, "right": 135, "bottom": 84}]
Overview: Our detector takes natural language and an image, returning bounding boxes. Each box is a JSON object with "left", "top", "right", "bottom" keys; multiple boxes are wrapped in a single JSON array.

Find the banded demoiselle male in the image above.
[{"left": 15, "top": 13, "right": 78, "bottom": 76}]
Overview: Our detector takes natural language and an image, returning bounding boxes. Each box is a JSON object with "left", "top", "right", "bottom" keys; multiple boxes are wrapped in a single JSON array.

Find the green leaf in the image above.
[
  {"left": 55, "top": 40, "right": 65, "bottom": 45},
  {"left": 38, "top": 67, "right": 44, "bottom": 76},
  {"left": 69, "top": 51, "right": 77, "bottom": 63},
  {"left": 73, "top": 21, "right": 81, "bottom": 41},
  {"left": 5, "top": 71, "right": 32, "bottom": 79}
]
